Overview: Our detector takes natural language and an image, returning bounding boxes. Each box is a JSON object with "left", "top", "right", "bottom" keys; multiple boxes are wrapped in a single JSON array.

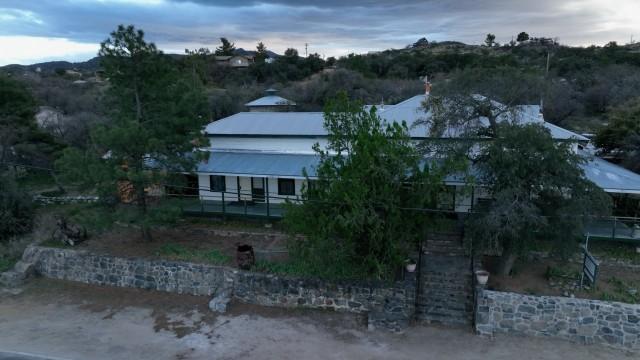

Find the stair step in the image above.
[
  {"left": 418, "top": 298, "right": 473, "bottom": 308},
  {"left": 422, "top": 284, "right": 470, "bottom": 293},
  {"left": 417, "top": 240, "right": 473, "bottom": 327},
  {"left": 418, "top": 312, "right": 472, "bottom": 326}
]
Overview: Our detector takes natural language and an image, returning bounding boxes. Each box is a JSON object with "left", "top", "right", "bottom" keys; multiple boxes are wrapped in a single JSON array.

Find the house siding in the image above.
[{"left": 208, "top": 137, "right": 325, "bottom": 154}]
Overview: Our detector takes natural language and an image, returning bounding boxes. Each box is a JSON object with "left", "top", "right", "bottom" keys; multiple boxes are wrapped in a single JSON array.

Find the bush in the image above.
[{"left": 0, "top": 175, "right": 35, "bottom": 243}]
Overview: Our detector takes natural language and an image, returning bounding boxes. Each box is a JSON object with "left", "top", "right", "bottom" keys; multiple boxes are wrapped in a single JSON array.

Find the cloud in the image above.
[
  {"left": 0, "top": 36, "right": 98, "bottom": 66},
  {"left": 0, "top": 0, "right": 638, "bottom": 65}
]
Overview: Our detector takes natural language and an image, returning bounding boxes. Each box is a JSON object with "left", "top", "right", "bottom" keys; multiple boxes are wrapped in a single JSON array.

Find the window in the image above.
[
  {"left": 278, "top": 178, "right": 296, "bottom": 196},
  {"left": 209, "top": 175, "right": 226, "bottom": 192}
]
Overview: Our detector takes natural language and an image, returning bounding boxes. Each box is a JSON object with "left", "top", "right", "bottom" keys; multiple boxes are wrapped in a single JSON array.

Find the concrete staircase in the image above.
[{"left": 416, "top": 231, "right": 473, "bottom": 326}]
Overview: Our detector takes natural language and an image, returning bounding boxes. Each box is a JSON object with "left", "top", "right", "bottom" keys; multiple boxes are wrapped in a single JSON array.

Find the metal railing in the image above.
[
  {"left": 167, "top": 189, "right": 303, "bottom": 219},
  {"left": 584, "top": 216, "right": 640, "bottom": 243}
]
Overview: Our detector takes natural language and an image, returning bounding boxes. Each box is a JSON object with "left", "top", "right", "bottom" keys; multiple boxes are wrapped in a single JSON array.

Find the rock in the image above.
[
  {"left": 0, "top": 271, "right": 25, "bottom": 288},
  {"left": 209, "top": 289, "right": 231, "bottom": 313},
  {"left": 13, "top": 261, "right": 35, "bottom": 277},
  {"left": 52, "top": 217, "right": 87, "bottom": 246}
]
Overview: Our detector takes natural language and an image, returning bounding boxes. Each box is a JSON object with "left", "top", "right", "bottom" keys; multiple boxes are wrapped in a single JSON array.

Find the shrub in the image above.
[{"left": 0, "top": 175, "right": 35, "bottom": 243}]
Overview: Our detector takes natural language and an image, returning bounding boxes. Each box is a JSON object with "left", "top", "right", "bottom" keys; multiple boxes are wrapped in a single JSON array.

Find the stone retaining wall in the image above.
[
  {"left": 21, "top": 246, "right": 415, "bottom": 331},
  {"left": 475, "top": 289, "right": 640, "bottom": 351}
]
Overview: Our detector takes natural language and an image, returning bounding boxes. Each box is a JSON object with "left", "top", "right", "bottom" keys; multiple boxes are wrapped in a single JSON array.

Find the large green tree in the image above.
[
  {"left": 56, "top": 25, "right": 208, "bottom": 240},
  {"left": 255, "top": 42, "right": 268, "bottom": 63},
  {"left": 468, "top": 123, "right": 610, "bottom": 275},
  {"left": 420, "top": 67, "right": 543, "bottom": 140},
  {"left": 594, "top": 97, "right": 640, "bottom": 172},
  {"left": 284, "top": 93, "right": 448, "bottom": 280},
  {"left": 0, "top": 74, "right": 58, "bottom": 168},
  {"left": 215, "top": 37, "right": 236, "bottom": 56}
]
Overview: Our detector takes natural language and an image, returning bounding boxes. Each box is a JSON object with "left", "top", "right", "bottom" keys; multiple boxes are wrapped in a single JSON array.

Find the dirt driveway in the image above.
[{"left": 0, "top": 279, "right": 634, "bottom": 360}]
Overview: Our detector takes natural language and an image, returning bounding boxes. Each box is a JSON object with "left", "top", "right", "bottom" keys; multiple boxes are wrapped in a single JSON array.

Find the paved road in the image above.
[
  {"left": 0, "top": 279, "right": 635, "bottom": 360},
  {"left": 0, "top": 352, "right": 69, "bottom": 360}
]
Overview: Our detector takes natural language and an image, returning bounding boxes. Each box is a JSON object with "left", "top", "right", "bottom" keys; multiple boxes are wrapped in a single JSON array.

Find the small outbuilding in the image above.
[{"left": 245, "top": 88, "right": 296, "bottom": 112}]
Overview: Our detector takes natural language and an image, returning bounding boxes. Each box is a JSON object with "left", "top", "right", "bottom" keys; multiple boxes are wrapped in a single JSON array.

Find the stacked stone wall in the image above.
[
  {"left": 20, "top": 246, "right": 415, "bottom": 331},
  {"left": 476, "top": 289, "right": 640, "bottom": 351}
]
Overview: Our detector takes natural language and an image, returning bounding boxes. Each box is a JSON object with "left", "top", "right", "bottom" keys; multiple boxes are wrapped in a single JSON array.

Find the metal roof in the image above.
[
  {"left": 207, "top": 94, "right": 588, "bottom": 141},
  {"left": 376, "top": 95, "right": 588, "bottom": 141},
  {"left": 205, "top": 112, "right": 325, "bottom": 136},
  {"left": 580, "top": 154, "right": 640, "bottom": 194},
  {"left": 196, "top": 150, "right": 640, "bottom": 195},
  {"left": 196, "top": 151, "right": 478, "bottom": 184},
  {"left": 245, "top": 95, "right": 296, "bottom": 107},
  {"left": 197, "top": 151, "right": 320, "bottom": 178}
]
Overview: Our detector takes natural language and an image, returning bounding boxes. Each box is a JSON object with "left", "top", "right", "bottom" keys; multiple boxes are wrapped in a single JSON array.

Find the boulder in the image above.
[{"left": 209, "top": 289, "right": 232, "bottom": 313}]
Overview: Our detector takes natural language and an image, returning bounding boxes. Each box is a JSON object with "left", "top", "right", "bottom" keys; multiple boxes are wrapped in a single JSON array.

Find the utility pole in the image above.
[
  {"left": 305, "top": 43, "right": 308, "bottom": 57},
  {"left": 541, "top": 51, "right": 551, "bottom": 113}
]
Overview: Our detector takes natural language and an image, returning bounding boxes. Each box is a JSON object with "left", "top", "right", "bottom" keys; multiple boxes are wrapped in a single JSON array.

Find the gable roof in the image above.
[
  {"left": 580, "top": 152, "right": 640, "bottom": 194},
  {"left": 206, "top": 94, "right": 589, "bottom": 141},
  {"left": 205, "top": 112, "right": 325, "bottom": 136},
  {"left": 245, "top": 95, "right": 296, "bottom": 107}
]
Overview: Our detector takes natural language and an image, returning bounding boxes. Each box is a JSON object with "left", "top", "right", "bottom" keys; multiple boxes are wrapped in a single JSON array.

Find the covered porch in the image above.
[
  {"left": 189, "top": 150, "right": 319, "bottom": 218},
  {"left": 581, "top": 154, "right": 640, "bottom": 243}
]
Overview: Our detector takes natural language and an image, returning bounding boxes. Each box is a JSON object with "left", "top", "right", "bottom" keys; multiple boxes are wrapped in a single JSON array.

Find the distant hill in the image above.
[
  {"left": 2, "top": 57, "right": 102, "bottom": 74},
  {"left": 1, "top": 48, "right": 280, "bottom": 74}
]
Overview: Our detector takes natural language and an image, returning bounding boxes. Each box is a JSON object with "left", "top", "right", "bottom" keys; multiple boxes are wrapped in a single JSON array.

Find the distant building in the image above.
[
  {"left": 64, "top": 69, "right": 82, "bottom": 77},
  {"left": 245, "top": 88, "right": 296, "bottom": 112},
  {"left": 215, "top": 55, "right": 253, "bottom": 68}
]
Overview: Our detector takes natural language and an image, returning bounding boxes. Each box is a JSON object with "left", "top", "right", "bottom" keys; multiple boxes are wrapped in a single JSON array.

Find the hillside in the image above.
[
  {"left": 0, "top": 47, "right": 280, "bottom": 74},
  {"left": 3, "top": 38, "right": 640, "bottom": 151},
  {"left": 336, "top": 40, "right": 640, "bottom": 133}
]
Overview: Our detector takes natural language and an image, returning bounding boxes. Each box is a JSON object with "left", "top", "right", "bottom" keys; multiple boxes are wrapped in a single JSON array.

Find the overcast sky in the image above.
[{"left": 1, "top": 0, "right": 639, "bottom": 65}]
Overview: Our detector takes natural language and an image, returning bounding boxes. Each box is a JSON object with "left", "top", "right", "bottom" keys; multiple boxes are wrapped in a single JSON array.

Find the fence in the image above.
[
  {"left": 168, "top": 189, "right": 302, "bottom": 219},
  {"left": 585, "top": 216, "right": 640, "bottom": 243}
]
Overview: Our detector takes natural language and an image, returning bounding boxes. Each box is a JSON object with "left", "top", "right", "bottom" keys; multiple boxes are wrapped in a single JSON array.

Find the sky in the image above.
[{"left": 0, "top": 0, "right": 639, "bottom": 66}]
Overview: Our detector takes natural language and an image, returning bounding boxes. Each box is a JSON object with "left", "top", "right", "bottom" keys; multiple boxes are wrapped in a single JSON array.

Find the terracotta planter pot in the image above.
[{"left": 475, "top": 270, "right": 490, "bottom": 285}]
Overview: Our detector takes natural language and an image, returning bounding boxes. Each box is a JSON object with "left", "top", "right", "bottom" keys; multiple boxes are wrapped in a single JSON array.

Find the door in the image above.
[{"left": 251, "top": 177, "right": 265, "bottom": 202}]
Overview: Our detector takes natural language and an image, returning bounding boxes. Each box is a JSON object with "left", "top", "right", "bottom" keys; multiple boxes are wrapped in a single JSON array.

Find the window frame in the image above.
[
  {"left": 209, "top": 175, "right": 226, "bottom": 192},
  {"left": 277, "top": 178, "right": 296, "bottom": 196}
]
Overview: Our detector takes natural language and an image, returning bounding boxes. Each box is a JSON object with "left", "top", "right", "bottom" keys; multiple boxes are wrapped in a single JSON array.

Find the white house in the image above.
[{"left": 195, "top": 89, "right": 640, "bottom": 218}]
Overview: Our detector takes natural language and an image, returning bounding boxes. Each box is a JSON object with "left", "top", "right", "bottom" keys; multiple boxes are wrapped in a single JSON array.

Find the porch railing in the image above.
[
  {"left": 585, "top": 216, "right": 640, "bottom": 243},
  {"left": 167, "top": 189, "right": 302, "bottom": 219}
]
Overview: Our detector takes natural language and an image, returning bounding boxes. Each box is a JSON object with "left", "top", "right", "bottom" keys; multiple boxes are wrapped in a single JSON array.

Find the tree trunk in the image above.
[
  {"left": 50, "top": 170, "right": 66, "bottom": 194},
  {"left": 497, "top": 240, "right": 517, "bottom": 276},
  {"left": 141, "top": 224, "right": 152, "bottom": 243},
  {"left": 134, "top": 79, "right": 142, "bottom": 122},
  {"left": 135, "top": 182, "right": 152, "bottom": 242}
]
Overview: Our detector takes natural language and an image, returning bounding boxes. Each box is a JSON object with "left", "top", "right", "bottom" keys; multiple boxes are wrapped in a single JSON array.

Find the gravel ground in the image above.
[{"left": 0, "top": 279, "right": 634, "bottom": 360}]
